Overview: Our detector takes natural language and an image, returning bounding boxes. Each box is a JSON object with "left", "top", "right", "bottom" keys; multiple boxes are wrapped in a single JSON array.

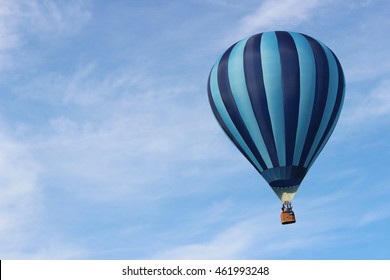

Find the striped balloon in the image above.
[{"left": 208, "top": 31, "right": 345, "bottom": 202}]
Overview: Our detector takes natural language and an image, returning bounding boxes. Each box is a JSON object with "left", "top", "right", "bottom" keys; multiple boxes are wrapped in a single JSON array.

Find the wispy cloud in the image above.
[
  {"left": 0, "top": 124, "right": 92, "bottom": 259},
  {"left": 20, "top": 0, "right": 91, "bottom": 36},
  {"left": 150, "top": 171, "right": 390, "bottom": 260},
  {"left": 357, "top": 210, "right": 390, "bottom": 227},
  {"left": 151, "top": 204, "right": 351, "bottom": 259},
  {"left": 0, "top": 0, "right": 90, "bottom": 71},
  {"left": 340, "top": 79, "right": 390, "bottom": 129},
  {"left": 1, "top": 0, "right": 388, "bottom": 259},
  {"left": 235, "top": 0, "right": 322, "bottom": 38},
  {"left": 0, "top": 0, "right": 22, "bottom": 69},
  {"left": 152, "top": 217, "right": 267, "bottom": 259},
  {"left": 11, "top": 61, "right": 237, "bottom": 203},
  {"left": 0, "top": 130, "right": 42, "bottom": 230}
]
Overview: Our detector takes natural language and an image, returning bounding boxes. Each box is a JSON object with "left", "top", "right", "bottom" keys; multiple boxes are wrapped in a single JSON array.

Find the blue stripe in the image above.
[
  {"left": 304, "top": 41, "right": 339, "bottom": 167},
  {"left": 307, "top": 52, "right": 345, "bottom": 168},
  {"left": 208, "top": 78, "right": 261, "bottom": 173},
  {"left": 243, "top": 33, "right": 279, "bottom": 168},
  {"left": 228, "top": 38, "right": 273, "bottom": 168},
  {"left": 208, "top": 57, "right": 264, "bottom": 172},
  {"left": 261, "top": 32, "right": 286, "bottom": 166},
  {"left": 276, "top": 31, "right": 300, "bottom": 166},
  {"left": 218, "top": 45, "right": 268, "bottom": 170},
  {"left": 290, "top": 32, "right": 316, "bottom": 166},
  {"left": 218, "top": 45, "right": 269, "bottom": 171},
  {"left": 299, "top": 35, "right": 329, "bottom": 167}
]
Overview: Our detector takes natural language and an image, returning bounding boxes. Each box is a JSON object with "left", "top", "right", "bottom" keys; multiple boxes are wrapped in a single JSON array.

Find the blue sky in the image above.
[{"left": 0, "top": 0, "right": 389, "bottom": 259}]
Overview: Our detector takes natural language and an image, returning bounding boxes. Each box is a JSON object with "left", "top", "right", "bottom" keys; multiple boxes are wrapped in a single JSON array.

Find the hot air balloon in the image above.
[{"left": 207, "top": 31, "right": 345, "bottom": 224}]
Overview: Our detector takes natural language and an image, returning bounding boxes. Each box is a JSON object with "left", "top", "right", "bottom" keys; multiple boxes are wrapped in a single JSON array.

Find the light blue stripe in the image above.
[
  {"left": 290, "top": 32, "right": 316, "bottom": 166},
  {"left": 261, "top": 32, "right": 286, "bottom": 166},
  {"left": 304, "top": 43, "right": 339, "bottom": 167},
  {"left": 209, "top": 57, "right": 264, "bottom": 172},
  {"left": 308, "top": 82, "right": 345, "bottom": 169},
  {"left": 228, "top": 38, "right": 273, "bottom": 168}
]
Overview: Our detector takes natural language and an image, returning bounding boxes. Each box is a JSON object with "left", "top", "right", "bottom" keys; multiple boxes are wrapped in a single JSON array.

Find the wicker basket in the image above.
[{"left": 281, "top": 211, "right": 296, "bottom": 224}]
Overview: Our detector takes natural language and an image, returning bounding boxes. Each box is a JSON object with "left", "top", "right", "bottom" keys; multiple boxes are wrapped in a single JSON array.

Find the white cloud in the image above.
[
  {"left": 0, "top": 130, "right": 42, "bottom": 230},
  {"left": 336, "top": 2, "right": 390, "bottom": 84},
  {"left": 357, "top": 211, "right": 390, "bottom": 227},
  {"left": 341, "top": 79, "right": 390, "bottom": 128},
  {"left": 152, "top": 218, "right": 265, "bottom": 259},
  {"left": 151, "top": 207, "right": 349, "bottom": 259},
  {"left": 0, "top": 126, "right": 88, "bottom": 259},
  {"left": 12, "top": 61, "right": 237, "bottom": 203},
  {"left": 359, "top": 80, "right": 390, "bottom": 117},
  {"left": 150, "top": 178, "right": 383, "bottom": 260},
  {"left": 2, "top": 0, "right": 387, "bottom": 260},
  {"left": 0, "top": 0, "right": 20, "bottom": 50},
  {"left": 0, "top": 129, "right": 40, "bottom": 256},
  {"left": 0, "top": 0, "right": 21, "bottom": 69},
  {"left": 21, "top": 0, "right": 91, "bottom": 36},
  {"left": 237, "top": 0, "right": 321, "bottom": 36},
  {"left": 208, "top": 0, "right": 327, "bottom": 57},
  {"left": 0, "top": 0, "right": 91, "bottom": 71}
]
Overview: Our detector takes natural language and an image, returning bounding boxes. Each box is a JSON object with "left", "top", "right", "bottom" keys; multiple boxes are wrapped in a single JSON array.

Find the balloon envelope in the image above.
[{"left": 208, "top": 31, "right": 345, "bottom": 202}]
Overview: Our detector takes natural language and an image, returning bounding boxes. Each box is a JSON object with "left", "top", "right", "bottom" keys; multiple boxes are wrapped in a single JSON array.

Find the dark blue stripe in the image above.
[
  {"left": 217, "top": 44, "right": 268, "bottom": 171},
  {"left": 261, "top": 166, "right": 308, "bottom": 187},
  {"left": 298, "top": 35, "right": 330, "bottom": 167},
  {"left": 276, "top": 31, "right": 300, "bottom": 166},
  {"left": 243, "top": 33, "right": 279, "bottom": 168},
  {"left": 207, "top": 72, "right": 262, "bottom": 173},
  {"left": 307, "top": 52, "right": 345, "bottom": 167}
]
